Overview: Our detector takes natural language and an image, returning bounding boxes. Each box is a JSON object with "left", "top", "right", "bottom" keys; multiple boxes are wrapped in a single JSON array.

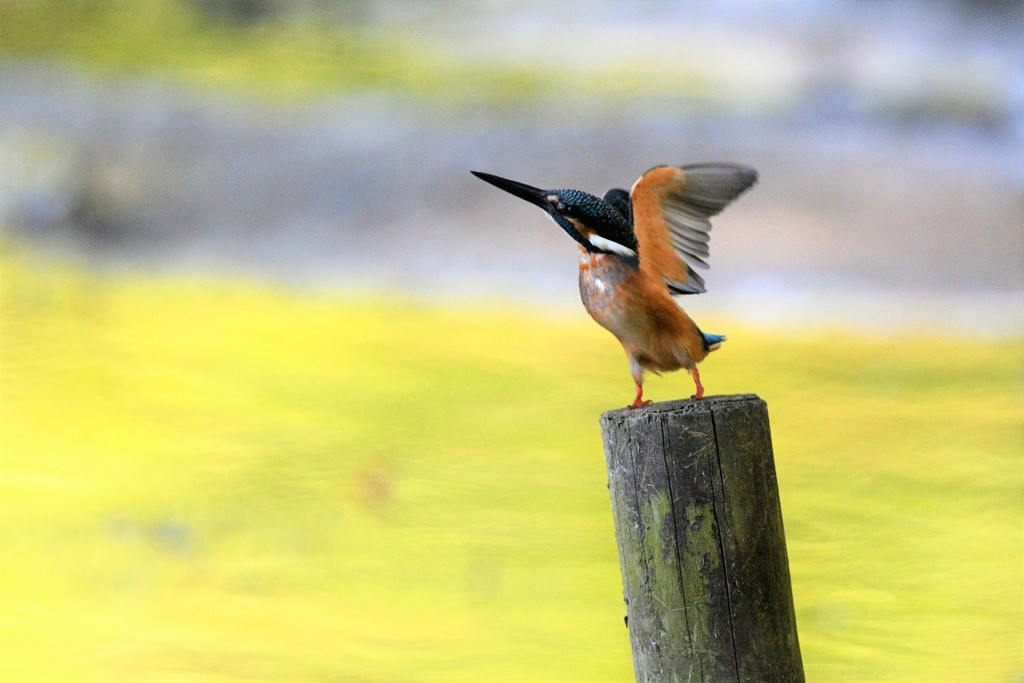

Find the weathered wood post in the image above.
[{"left": 600, "top": 394, "right": 803, "bottom": 683}]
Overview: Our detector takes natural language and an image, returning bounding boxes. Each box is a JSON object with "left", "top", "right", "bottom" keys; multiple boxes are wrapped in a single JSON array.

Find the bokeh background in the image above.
[{"left": 1, "top": 1, "right": 1021, "bottom": 681}]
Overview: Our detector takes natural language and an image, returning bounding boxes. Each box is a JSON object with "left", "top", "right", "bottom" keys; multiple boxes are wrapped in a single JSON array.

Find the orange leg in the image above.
[
  {"left": 629, "top": 384, "right": 652, "bottom": 410},
  {"left": 690, "top": 367, "right": 705, "bottom": 400},
  {"left": 627, "top": 356, "right": 651, "bottom": 410}
]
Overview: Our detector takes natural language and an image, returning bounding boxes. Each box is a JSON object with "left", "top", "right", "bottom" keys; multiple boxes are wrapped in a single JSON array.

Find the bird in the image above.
[{"left": 471, "top": 164, "right": 757, "bottom": 409}]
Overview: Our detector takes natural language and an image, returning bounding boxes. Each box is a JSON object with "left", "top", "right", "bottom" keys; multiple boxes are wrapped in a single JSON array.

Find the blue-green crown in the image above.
[{"left": 550, "top": 188, "right": 638, "bottom": 253}]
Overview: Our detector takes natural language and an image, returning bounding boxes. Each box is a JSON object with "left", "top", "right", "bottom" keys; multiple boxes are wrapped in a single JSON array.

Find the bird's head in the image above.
[{"left": 471, "top": 170, "right": 638, "bottom": 257}]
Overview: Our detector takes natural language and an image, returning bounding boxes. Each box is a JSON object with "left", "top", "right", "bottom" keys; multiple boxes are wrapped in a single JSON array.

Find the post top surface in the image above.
[{"left": 600, "top": 393, "right": 763, "bottom": 422}]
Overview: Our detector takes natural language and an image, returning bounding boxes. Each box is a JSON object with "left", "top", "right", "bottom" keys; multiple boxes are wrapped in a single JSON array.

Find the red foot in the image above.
[
  {"left": 690, "top": 367, "right": 705, "bottom": 400},
  {"left": 629, "top": 384, "right": 652, "bottom": 410}
]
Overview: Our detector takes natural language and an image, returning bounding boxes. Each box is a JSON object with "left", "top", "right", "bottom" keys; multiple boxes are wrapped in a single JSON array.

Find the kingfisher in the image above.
[{"left": 471, "top": 164, "right": 757, "bottom": 409}]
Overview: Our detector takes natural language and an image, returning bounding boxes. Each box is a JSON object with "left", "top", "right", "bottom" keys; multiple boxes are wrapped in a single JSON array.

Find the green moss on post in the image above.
[{"left": 601, "top": 395, "right": 804, "bottom": 683}]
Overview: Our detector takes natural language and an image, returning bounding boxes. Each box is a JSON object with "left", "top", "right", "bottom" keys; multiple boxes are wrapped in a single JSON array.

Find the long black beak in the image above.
[{"left": 471, "top": 171, "right": 552, "bottom": 211}]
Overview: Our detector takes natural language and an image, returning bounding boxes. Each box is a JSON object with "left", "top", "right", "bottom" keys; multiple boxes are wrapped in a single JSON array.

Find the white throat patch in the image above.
[{"left": 587, "top": 234, "right": 637, "bottom": 257}]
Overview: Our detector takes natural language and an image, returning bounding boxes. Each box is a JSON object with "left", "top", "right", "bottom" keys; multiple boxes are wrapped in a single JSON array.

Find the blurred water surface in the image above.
[{"left": 1, "top": 249, "right": 1020, "bottom": 681}]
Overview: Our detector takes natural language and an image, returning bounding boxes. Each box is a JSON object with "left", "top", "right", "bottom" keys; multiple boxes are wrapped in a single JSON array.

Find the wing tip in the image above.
[{"left": 680, "top": 162, "right": 758, "bottom": 186}]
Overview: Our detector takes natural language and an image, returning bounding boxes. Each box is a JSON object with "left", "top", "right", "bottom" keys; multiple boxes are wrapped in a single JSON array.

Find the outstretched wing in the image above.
[{"left": 630, "top": 164, "right": 757, "bottom": 294}]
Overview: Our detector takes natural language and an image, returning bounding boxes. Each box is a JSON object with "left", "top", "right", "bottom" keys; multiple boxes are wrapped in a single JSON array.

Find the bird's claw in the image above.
[{"left": 629, "top": 384, "right": 651, "bottom": 410}]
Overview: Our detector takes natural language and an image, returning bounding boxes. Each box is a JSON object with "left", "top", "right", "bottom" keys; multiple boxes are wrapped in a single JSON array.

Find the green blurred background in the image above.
[{"left": 1, "top": 1, "right": 1021, "bottom": 681}]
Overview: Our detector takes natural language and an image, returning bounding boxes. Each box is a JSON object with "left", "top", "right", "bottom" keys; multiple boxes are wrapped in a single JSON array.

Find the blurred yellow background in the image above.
[{"left": 1, "top": 2, "right": 1021, "bottom": 681}]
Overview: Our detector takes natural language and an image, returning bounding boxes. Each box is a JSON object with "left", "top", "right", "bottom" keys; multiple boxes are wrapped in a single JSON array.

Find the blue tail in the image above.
[{"left": 701, "top": 332, "right": 727, "bottom": 350}]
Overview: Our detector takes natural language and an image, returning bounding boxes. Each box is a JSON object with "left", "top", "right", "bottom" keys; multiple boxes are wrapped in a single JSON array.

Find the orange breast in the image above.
[{"left": 578, "top": 249, "right": 707, "bottom": 371}]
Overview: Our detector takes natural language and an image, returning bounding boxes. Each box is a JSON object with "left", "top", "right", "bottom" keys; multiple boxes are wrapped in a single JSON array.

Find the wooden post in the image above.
[{"left": 600, "top": 394, "right": 803, "bottom": 683}]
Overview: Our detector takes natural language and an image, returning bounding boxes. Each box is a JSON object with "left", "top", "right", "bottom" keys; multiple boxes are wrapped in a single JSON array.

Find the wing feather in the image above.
[{"left": 631, "top": 164, "right": 757, "bottom": 294}]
